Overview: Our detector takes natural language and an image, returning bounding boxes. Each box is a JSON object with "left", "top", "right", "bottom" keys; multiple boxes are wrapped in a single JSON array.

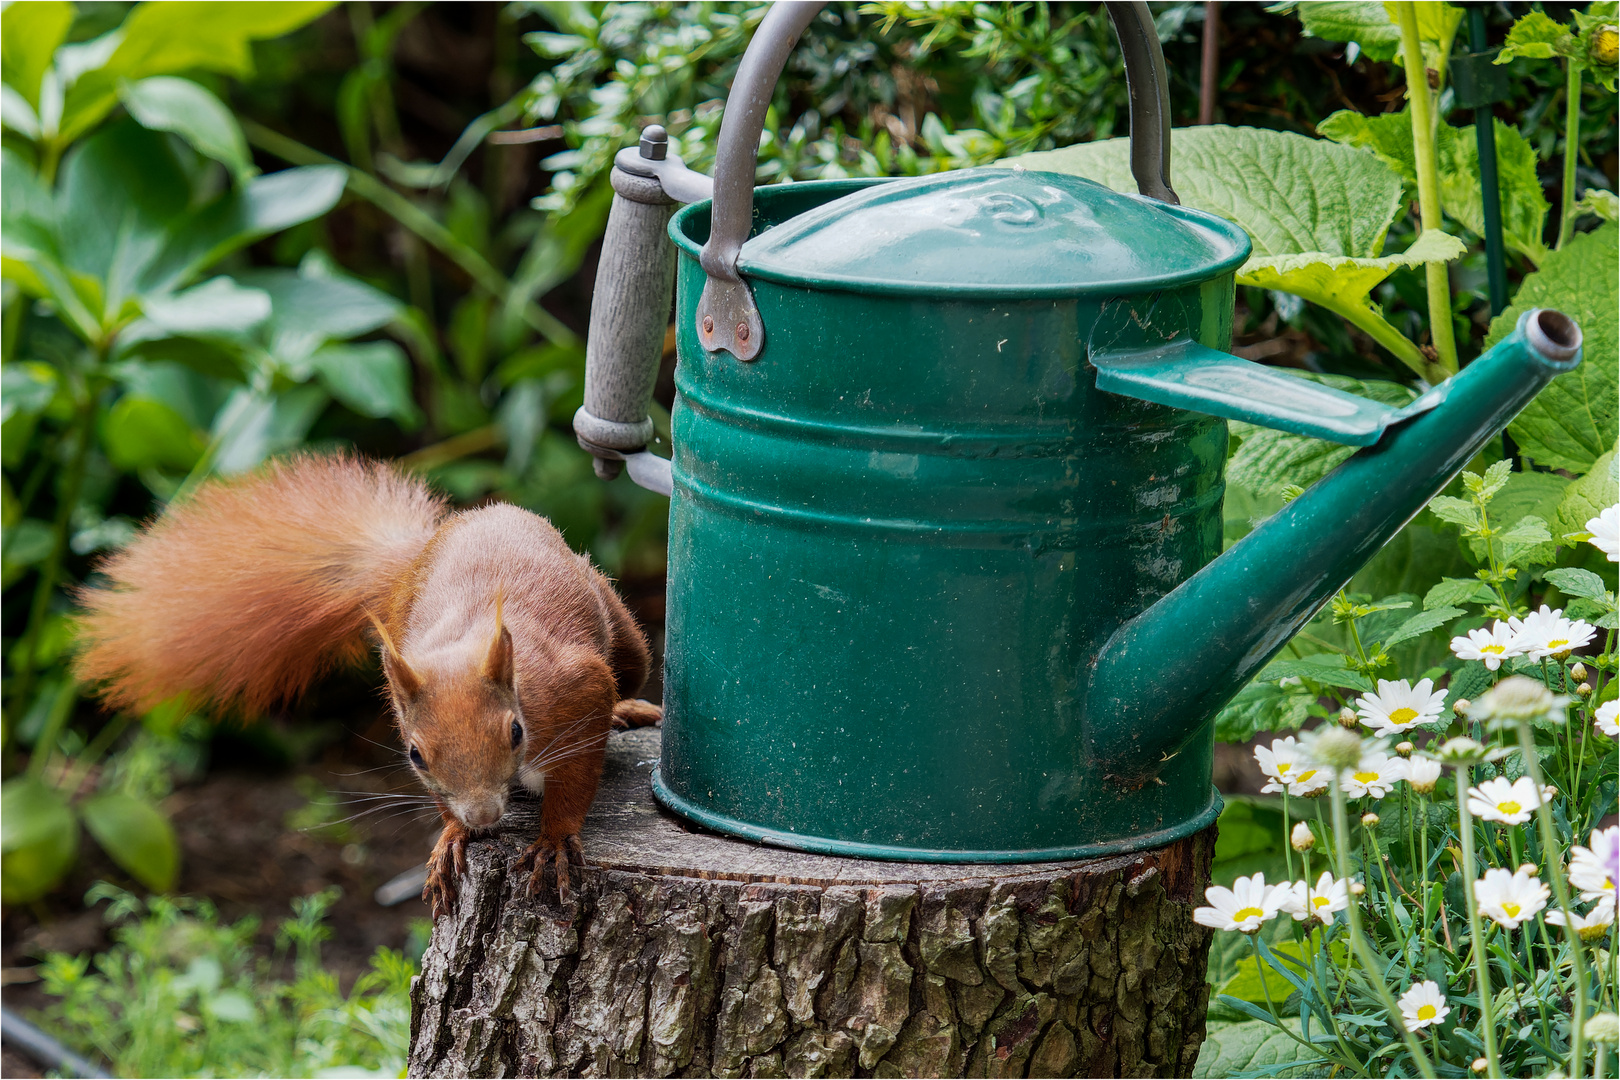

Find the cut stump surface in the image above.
[{"left": 409, "top": 728, "right": 1217, "bottom": 1078}]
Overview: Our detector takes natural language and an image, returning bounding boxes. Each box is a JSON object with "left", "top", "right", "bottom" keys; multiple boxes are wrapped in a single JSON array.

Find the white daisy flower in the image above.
[
  {"left": 1507, "top": 605, "right": 1596, "bottom": 661},
  {"left": 1406, "top": 755, "right": 1442, "bottom": 795},
  {"left": 1570, "top": 826, "right": 1620, "bottom": 905},
  {"left": 1355, "top": 678, "right": 1446, "bottom": 736},
  {"left": 1397, "top": 980, "right": 1451, "bottom": 1030},
  {"left": 1193, "top": 873, "right": 1287, "bottom": 933},
  {"left": 1546, "top": 897, "right": 1616, "bottom": 943},
  {"left": 1450, "top": 621, "right": 1522, "bottom": 670},
  {"left": 1475, "top": 866, "right": 1550, "bottom": 929},
  {"left": 1278, "top": 871, "right": 1349, "bottom": 925},
  {"left": 1254, "top": 736, "right": 1329, "bottom": 797},
  {"left": 1466, "top": 775, "right": 1544, "bottom": 825},
  {"left": 1587, "top": 505, "right": 1619, "bottom": 562},
  {"left": 1597, "top": 700, "right": 1618, "bottom": 739},
  {"left": 1340, "top": 749, "right": 1406, "bottom": 799}
]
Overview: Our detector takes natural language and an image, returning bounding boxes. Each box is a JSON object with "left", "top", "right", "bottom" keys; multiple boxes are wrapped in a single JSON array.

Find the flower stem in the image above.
[
  {"left": 1393, "top": 1, "right": 1459, "bottom": 376},
  {"left": 1516, "top": 719, "right": 1589, "bottom": 1077},
  {"left": 1558, "top": 59, "right": 1582, "bottom": 249},
  {"left": 1456, "top": 764, "right": 1503, "bottom": 1075},
  {"left": 1331, "top": 774, "right": 1437, "bottom": 1078}
]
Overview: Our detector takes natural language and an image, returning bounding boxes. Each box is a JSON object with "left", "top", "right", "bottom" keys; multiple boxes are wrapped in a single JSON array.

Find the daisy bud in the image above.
[
  {"left": 1395, "top": 741, "right": 1414, "bottom": 758},
  {"left": 1338, "top": 706, "right": 1358, "bottom": 729},
  {"left": 1350, "top": 881, "right": 1366, "bottom": 896},
  {"left": 1542, "top": 785, "right": 1558, "bottom": 800},
  {"left": 1311, "top": 727, "right": 1364, "bottom": 771},
  {"left": 1578, "top": 682, "right": 1593, "bottom": 696},
  {"left": 1453, "top": 698, "right": 1471, "bottom": 716},
  {"left": 1434, "top": 736, "right": 1487, "bottom": 765},
  {"left": 1362, "top": 812, "right": 1380, "bottom": 827},
  {"left": 1586, "top": 1012, "right": 1620, "bottom": 1045},
  {"left": 1475, "top": 675, "right": 1558, "bottom": 726},
  {"left": 1472, "top": 1058, "right": 1489, "bottom": 1073},
  {"left": 1518, "top": 863, "right": 1540, "bottom": 877},
  {"left": 1291, "top": 822, "right": 1316, "bottom": 851},
  {"left": 1571, "top": 662, "right": 1588, "bottom": 682}
]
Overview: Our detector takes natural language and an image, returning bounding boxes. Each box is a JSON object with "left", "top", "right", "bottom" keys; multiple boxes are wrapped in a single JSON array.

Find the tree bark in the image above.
[{"left": 409, "top": 728, "right": 1217, "bottom": 1079}]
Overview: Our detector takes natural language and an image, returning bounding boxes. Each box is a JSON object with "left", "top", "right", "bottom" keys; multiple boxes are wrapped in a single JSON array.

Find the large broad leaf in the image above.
[
  {"left": 1555, "top": 451, "right": 1617, "bottom": 542},
  {"left": 1472, "top": 471, "right": 1569, "bottom": 566},
  {"left": 236, "top": 267, "right": 400, "bottom": 368},
  {"left": 102, "top": 396, "right": 206, "bottom": 471},
  {"left": 1487, "top": 222, "right": 1618, "bottom": 472},
  {"left": 1, "top": 776, "right": 79, "bottom": 904},
  {"left": 308, "top": 342, "right": 422, "bottom": 426},
  {"left": 1005, "top": 127, "right": 1459, "bottom": 373},
  {"left": 119, "top": 76, "right": 253, "bottom": 183},
  {"left": 1292, "top": 1, "right": 1464, "bottom": 67},
  {"left": 56, "top": 1, "right": 338, "bottom": 145},
  {"left": 139, "top": 276, "right": 271, "bottom": 337},
  {"left": 1228, "top": 371, "right": 1418, "bottom": 494},
  {"left": 1318, "top": 110, "right": 1550, "bottom": 264},
  {"left": 80, "top": 790, "right": 180, "bottom": 892},
  {"left": 0, "top": 0, "right": 75, "bottom": 108},
  {"left": 209, "top": 385, "right": 330, "bottom": 476}
]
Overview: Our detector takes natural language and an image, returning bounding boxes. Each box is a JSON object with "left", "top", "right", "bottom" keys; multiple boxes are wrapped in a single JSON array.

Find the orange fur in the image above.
[{"left": 75, "top": 454, "right": 445, "bottom": 715}]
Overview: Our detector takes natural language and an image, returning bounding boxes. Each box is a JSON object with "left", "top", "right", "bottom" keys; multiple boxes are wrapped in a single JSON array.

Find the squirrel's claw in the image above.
[
  {"left": 516, "top": 833, "right": 587, "bottom": 904},
  {"left": 424, "top": 824, "right": 471, "bottom": 919},
  {"left": 611, "top": 698, "right": 663, "bottom": 730}
]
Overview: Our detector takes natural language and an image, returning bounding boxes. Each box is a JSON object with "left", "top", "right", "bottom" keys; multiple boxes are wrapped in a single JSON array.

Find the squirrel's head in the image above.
[{"left": 375, "top": 608, "right": 527, "bottom": 831}]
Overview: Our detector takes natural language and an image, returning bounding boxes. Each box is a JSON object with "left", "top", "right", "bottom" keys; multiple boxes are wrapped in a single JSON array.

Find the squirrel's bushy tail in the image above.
[{"left": 76, "top": 455, "right": 446, "bottom": 716}]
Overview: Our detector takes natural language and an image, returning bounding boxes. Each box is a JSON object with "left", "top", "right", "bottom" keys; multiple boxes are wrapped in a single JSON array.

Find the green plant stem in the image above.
[
  {"left": 1318, "top": 295, "right": 1449, "bottom": 386},
  {"left": 9, "top": 392, "right": 95, "bottom": 733},
  {"left": 240, "top": 120, "right": 577, "bottom": 348},
  {"left": 1393, "top": 2, "right": 1459, "bottom": 376},
  {"left": 1559, "top": 60, "right": 1582, "bottom": 249},
  {"left": 1330, "top": 774, "right": 1437, "bottom": 1078},
  {"left": 23, "top": 680, "right": 80, "bottom": 781},
  {"left": 1516, "top": 719, "right": 1588, "bottom": 1077},
  {"left": 1283, "top": 791, "right": 1295, "bottom": 882},
  {"left": 1455, "top": 763, "right": 1504, "bottom": 1075}
]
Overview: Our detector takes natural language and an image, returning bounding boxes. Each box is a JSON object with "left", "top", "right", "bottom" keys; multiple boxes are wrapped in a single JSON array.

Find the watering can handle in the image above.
[{"left": 696, "top": 0, "right": 1177, "bottom": 361}]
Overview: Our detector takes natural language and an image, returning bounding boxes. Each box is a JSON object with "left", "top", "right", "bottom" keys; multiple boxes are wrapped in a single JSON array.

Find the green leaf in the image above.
[
  {"left": 140, "top": 276, "right": 271, "bottom": 337},
  {"left": 1573, "top": 189, "right": 1619, "bottom": 225},
  {"left": 1428, "top": 496, "right": 1479, "bottom": 529},
  {"left": 1496, "top": 11, "right": 1572, "bottom": 63},
  {"left": 1471, "top": 471, "right": 1569, "bottom": 566},
  {"left": 1488, "top": 223, "right": 1618, "bottom": 472},
  {"left": 1, "top": 362, "right": 58, "bottom": 421},
  {"left": 308, "top": 342, "right": 421, "bottom": 426},
  {"left": 1545, "top": 567, "right": 1612, "bottom": 605},
  {"left": 1258, "top": 653, "right": 1373, "bottom": 692},
  {"left": 101, "top": 396, "right": 205, "bottom": 471},
  {"left": 1, "top": 776, "right": 79, "bottom": 904},
  {"left": 209, "top": 385, "right": 329, "bottom": 476},
  {"left": 1224, "top": 372, "right": 1417, "bottom": 496},
  {"left": 0, "top": 0, "right": 74, "bottom": 108},
  {"left": 1554, "top": 451, "right": 1617, "bottom": 541},
  {"left": 1497, "top": 515, "right": 1554, "bottom": 568},
  {"left": 80, "top": 789, "right": 180, "bottom": 892},
  {"left": 237, "top": 266, "right": 400, "bottom": 366},
  {"left": 1382, "top": 606, "right": 1466, "bottom": 648},
  {"left": 1449, "top": 660, "right": 1496, "bottom": 705},
  {"left": 1294, "top": 3, "right": 1402, "bottom": 61},
  {"left": 56, "top": 1, "right": 339, "bottom": 145},
  {"left": 1424, "top": 577, "right": 1494, "bottom": 609},
  {"left": 119, "top": 76, "right": 254, "bottom": 183},
  {"left": 1193, "top": 1020, "right": 1311, "bottom": 1079},
  {"left": 1213, "top": 677, "right": 1313, "bottom": 743}
]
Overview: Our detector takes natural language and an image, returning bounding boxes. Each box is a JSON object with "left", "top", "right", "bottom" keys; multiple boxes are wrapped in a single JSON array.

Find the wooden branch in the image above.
[{"left": 409, "top": 729, "right": 1217, "bottom": 1078}]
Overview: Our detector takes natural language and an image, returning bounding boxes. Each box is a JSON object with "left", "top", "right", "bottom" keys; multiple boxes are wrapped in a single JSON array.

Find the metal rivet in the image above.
[
  {"left": 701, "top": 315, "right": 714, "bottom": 334},
  {"left": 736, "top": 323, "right": 750, "bottom": 343}
]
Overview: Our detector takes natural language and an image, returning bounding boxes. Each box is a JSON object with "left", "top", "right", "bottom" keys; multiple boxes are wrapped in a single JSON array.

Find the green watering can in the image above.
[{"left": 574, "top": 2, "right": 1584, "bottom": 861}]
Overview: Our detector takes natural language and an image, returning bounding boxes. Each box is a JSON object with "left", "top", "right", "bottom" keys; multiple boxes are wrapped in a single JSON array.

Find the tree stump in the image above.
[{"left": 409, "top": 729, "right": 1218, "bottom": 1079}]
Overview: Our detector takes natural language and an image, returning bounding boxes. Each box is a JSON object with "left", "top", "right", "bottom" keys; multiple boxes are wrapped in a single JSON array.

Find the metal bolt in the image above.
[
  {"left": 701, "top": 315, "right": 714, "bottom": 335},
  {"left": 639, "top": 124, "right": 669, "bottom": 161},
  {"left": 736, "top": 322, "right": 750, "bottom": 343}
]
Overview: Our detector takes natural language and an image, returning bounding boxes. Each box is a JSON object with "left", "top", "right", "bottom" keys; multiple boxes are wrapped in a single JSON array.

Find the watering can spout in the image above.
[{"left": 1085, "top": 309, "right": 1584, "bottom": 783}]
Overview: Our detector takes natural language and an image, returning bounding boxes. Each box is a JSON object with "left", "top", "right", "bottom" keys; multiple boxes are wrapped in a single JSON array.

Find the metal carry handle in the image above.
[{"left": 695, "top": 0, "right": 1178, "bottom": 361}]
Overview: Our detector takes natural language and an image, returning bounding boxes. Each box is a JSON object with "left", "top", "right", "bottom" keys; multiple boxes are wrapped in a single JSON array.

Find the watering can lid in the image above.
[{"left": 736, "top": 166, "right": 1251, "bottom": 298}]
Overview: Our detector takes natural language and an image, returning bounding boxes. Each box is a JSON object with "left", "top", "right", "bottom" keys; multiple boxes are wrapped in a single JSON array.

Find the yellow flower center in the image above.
[
  {"left": 1278, "top": 762, "right": 1291, "bottom": 774},
  {"left": 1353, "top": 771, "right": 1379, "bottom": 783},
  {"left": 1232, "top": 906, "right": 1265, "bottom": 923},
  {"left": 1389, "top": 707, "right": 1419, "bottom": 724},
  {"left": 1502, "top": 902, "right": 1521, "bottom": 917},
  {"left": 1547, "top": 638, "right": 1570, "bottom": 649},
  {"left": 1498, "top": 801, "right": 1522, "bottom": 815},
  {"left": 1417, "top": 1004, "right": 1437, "bottom": 1020},
  {"left": 1312, "top": 896, "right": 1330, "bottom": 909},
  {"left": 1481, "top": 645, "right": 1505, "bottom": 655},
  {"left": 1296, "top": 769, "right": 1318, "bottom": 783}
]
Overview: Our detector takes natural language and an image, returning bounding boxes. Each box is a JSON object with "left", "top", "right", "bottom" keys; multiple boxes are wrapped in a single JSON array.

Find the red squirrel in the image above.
[{"left": 74, "top": 454, "right": 661, "bottom": 916}]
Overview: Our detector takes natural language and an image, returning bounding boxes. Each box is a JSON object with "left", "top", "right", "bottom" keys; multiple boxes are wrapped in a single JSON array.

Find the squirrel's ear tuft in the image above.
[
  {"left": 483, "top": 593, "right": 515, "bottom": 688},
  {"left": 366, "top": 610, "right": 421, "bottom": 702}
]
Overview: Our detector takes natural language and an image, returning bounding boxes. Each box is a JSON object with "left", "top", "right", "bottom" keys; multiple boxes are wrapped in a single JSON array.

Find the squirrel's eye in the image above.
[
  {"left": 510, "top": 719, "right": 523, "bottom": 748},
  {"left": 408, "top": 745, "right": 426, "bottom": 770}
]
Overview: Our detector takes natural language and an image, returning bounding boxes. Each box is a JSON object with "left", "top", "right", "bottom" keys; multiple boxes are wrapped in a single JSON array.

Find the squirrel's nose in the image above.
[{"left": 457, "top": 797, "right": 504, "bottom": 829}]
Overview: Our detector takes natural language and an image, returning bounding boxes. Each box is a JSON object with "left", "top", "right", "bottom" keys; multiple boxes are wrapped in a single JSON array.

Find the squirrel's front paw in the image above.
[
  {"left": 611, "top": 698, "right": 663, "bottom": 729},
  {"left": 515, "top": 833, "right": 587, "bottom": 903},
  {"left": 423, "top": 823, "right": 470, "bottom": 919}
]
